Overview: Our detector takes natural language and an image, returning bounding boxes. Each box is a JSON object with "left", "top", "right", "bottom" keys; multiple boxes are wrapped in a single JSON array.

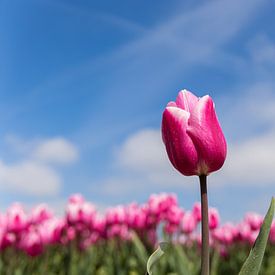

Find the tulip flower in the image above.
[
  {"left": 162, "top": 89, "right": 227, "bottom": 275},
  {"left": 162, "top": 89, "right": 226, "bottom": 176},
  {"left": 208, "top": 208, "right": 220, "bottom": 230}
]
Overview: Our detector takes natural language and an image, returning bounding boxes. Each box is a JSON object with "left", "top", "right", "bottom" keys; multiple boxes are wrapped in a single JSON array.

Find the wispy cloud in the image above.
[
  {"left": 42, "top": 0, "right": 146, "bottom": 33},
  {"left": 20, "top": 0, "right": 266, "bottom": 115}
]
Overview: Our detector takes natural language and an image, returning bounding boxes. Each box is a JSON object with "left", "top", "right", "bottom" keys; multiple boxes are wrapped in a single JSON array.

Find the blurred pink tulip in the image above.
[
  {"left": 66, "top": 201, "right": 96, "bottom": 225},
  {"left": 0, "top": 230, "right": 16, "bottom": 250},
  {"left": 236, "top": 221, "right": 252, "bottom": 243},
  {"left": 212, "top": 223, "right": 236, "bottom": 245},
  {"left": 106, "top": 205, "right": 128, "bottom": 226},
  {"left": 126, "top": 203, "right": 146, "bottom": 229},
  {"left": 6, "top": 203, "right": 28, "bottom": 233},
  {"left": 69, "top": 193, "right": 85, "bottom": 204},
  {"left": 166, "top": 205, "right": 184, "bottom": 225},
  {"left": 20, "top": 230, "right": 43, "bottom": 257},
  {"left": 192, "top": 202, "right": 201, "bottom": 222},
  {"left": 244, "top": 212, "right": 263, "bottom": 231},
  {"left": 208, "top": 208, "right": 220, "bottom": 230},
  {"left": 39, "top": 218, "right": 65, "bottom": 245},
  {"left": 92, "top": 214, "right": 106, "bottom": 236},
  {"left": 30, "top": 204, "right": 53, "bottom": 224},
  {"left": 162, "top": 90, "right": 227, "bottom": 176},
  {"left": 181, "top": 211, "right": 197, "bottom": 234}
]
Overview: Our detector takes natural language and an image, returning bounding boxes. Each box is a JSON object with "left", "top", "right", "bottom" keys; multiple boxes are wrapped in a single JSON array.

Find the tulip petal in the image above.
[
  {"left": 175, "top": 90, "right": 199, "bottom": 112},
  {"left": 162, "top": 107, "right": 199, "bottom": 176},
  {"left": 187, "top": 95, "right": 227, "bottom": 175},
  {"left": 167, "top": 101, "right": 177, "bottom": 107}
]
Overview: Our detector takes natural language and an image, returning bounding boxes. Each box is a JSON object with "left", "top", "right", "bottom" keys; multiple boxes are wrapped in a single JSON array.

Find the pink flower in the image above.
[
  {"left": 244, "top": 212, "right": 263, "bottom": 231},
  {"left": 0, "top": 230, "right": 16, "bottom": 250},
  {"left": 192, "top": 202, "right": 201, "bottom": 222},
  {"left": 38, "top": 218, "right": 65, "bottom": 245},
  {"left": 236, "top": 222, "right": 253, "bottom": 243},
  {"left": 92, "top": 214, "right": 106, "bottom": 235},
  {"left": 106, "top": 205, "right": 126, "bottom": 225},
  {"left": 20, "top": 229, "right": 43, "bottom": 257},
  {"left": 166, "top": 205, "right": 184, "bottom": 225},
  {"left": 30, "top": 204, "right": 53, "bottom": 225},
  {"left": 208, "top": 208, "right": 220, "bottom": 230},
  {"left": 162, "top": 90, "right": 227, "bottom": 176},
  {"left": 69, "top": 193, "right": 85, "bottom": 204},
  {"left": 212, "top": 223, "right": 236, "bottom": 245},
  {"left": 181, "top": 211, "right": 198, "bottom": 234},
  {"left": 66, "top": 201, "right": 96, "bottom": 226},
  {"left": 6, "top": 203, "right": 28, "bottom": 233},
  {"left": 126, "top": 203, "right": 146, "bottom": 230}
]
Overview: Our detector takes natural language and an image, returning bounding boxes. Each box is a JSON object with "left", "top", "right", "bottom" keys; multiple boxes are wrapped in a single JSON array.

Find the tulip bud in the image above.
[{"left": 162, "top": 89, "right": 227, "bottom": 176}]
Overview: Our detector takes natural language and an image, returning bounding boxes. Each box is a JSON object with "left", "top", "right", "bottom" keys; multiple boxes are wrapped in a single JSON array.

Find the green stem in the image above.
[{"left": 200, "top": 175, "right": 209, "bottom": 275}]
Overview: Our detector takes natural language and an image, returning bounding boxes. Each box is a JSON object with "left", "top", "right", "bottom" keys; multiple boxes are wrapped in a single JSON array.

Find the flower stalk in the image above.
[{"left": 200, "top": 174, "right": 209, "bottom": 275}]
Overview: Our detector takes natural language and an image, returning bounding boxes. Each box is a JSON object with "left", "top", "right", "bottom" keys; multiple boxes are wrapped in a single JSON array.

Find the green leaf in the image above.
[
  {"left": 146, "top": 242, "right": 170, "bottom": 275},
  {"left": 239, "top": 197, "right": 275, "bottom": 275},
  {"left": 174, "top": 244, "right": 192, "bottom": 275},
  {"left": 132, "top": 233, "right": 148, "bottom": 264}
]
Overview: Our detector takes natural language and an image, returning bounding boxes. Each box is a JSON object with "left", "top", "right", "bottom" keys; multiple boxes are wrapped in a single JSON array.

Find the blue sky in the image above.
[{"left": 0, "top": 0, "right": 275, "bottom": 221}]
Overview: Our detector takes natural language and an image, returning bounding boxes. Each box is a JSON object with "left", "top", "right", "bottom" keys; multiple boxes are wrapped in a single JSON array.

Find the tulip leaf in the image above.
[
  {"left": 132, "top": 232, "right": 148, "bottom": 264},
  {"left": 146, "top": 242, "right": 170, "bottom": 275},
  {"left": 174, "top": 244, "right": 193, "bottom": 275},
  {"left": 239, "top": 197, "right": 274, "bottom": 275}
]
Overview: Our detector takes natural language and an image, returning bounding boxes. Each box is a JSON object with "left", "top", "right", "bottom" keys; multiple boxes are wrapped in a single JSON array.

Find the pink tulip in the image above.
[
  {"left": 208, "top": 208, "right": 220, "bottom": 230},
  {"left": 192, "top": 202, "right": 201, "bottom": 222},
  {"left": 166, "top": 205, "right": 184, "bottom": 225},
  {"left": 6, "top": 203, "right": 28, "bottom": 233},
  {"left": 244, "top": 212, "right": 263, "bottom": 231},
  {"left": 126, "top": 203, "right": 146, "bottom": 229},
  {"left": 236, "top": 222, "right": 252, "bottom": 243},
  {"left": 38, "top": 218, "right": 65, "bottom": 245},
  {"left": 66, "top": 201, "right": 96, "bottom": 226},
  {"left": 212, "top": 223, "right": 236, "bottom": 245},
  {"left": 30, "top": 204, "right": 53, "bottom": 225},
  {"left": 20, "top": 229, "right": 43, "bottom": 257},
  {"left": 106, "top": 205, "right": 126, "bottom": 225},
  {"left": 181, "top": 211, "right": 198, "bottom": 234},
  {"left": 162, "top": 89, "right": 227, "bottom": 176},
  {"left": 1, "top": 232, "right": 16, "bottom": 249},
  {"left": 69, "top": 193, "right": 85, "bottom": 204}
]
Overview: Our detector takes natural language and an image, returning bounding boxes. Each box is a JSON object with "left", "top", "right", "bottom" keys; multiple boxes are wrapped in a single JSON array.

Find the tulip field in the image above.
[
  {"left": 0, "top": 193, "right": 274, "bottom": 274},
  {"left": 0, "top": 89, "right": 274, "bottom": 274}
]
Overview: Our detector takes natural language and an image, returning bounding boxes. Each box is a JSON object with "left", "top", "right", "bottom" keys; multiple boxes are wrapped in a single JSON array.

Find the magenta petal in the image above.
[
  {"left": 187, "top": 95, "right": 227, "bottom": 175},
  {"left": 175, "top": 90, "right": 199, "bottom": 112},
  {"left": 162, "top": 107, "right": 199, "bottom": 176}
]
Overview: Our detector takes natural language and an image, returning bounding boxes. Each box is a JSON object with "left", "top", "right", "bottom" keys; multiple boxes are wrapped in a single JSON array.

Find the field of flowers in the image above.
[{"left": 0, "top": 193, "right": 274, "bottom": 274}]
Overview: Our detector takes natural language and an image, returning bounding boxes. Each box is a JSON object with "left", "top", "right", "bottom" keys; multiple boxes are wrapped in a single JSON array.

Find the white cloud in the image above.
[
  {"left": 217, "top": 131, "right": 275, "bottom": 185},
  {"left": 116, "top": 129, "right": 167, "bottom": 173},
  {"left": 0, "top": 160, "right": 61, "bottom": 196},
  {"left": 32, "top": 137, "right": 78, "bottom": 164},
  {"left": 5, "top": 136, "right": 79, "bottom": 165},
  {"left": 101, "top": 129, "right": 196, "bottom": 196},
  {"left": 0, "top": 136, "right": 79, "bottom": 196}
]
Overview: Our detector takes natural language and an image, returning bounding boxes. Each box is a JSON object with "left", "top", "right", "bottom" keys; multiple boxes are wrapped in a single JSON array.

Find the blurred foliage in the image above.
[{"left": 0, "top": 238, "right": 274, "bottom": 275}]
